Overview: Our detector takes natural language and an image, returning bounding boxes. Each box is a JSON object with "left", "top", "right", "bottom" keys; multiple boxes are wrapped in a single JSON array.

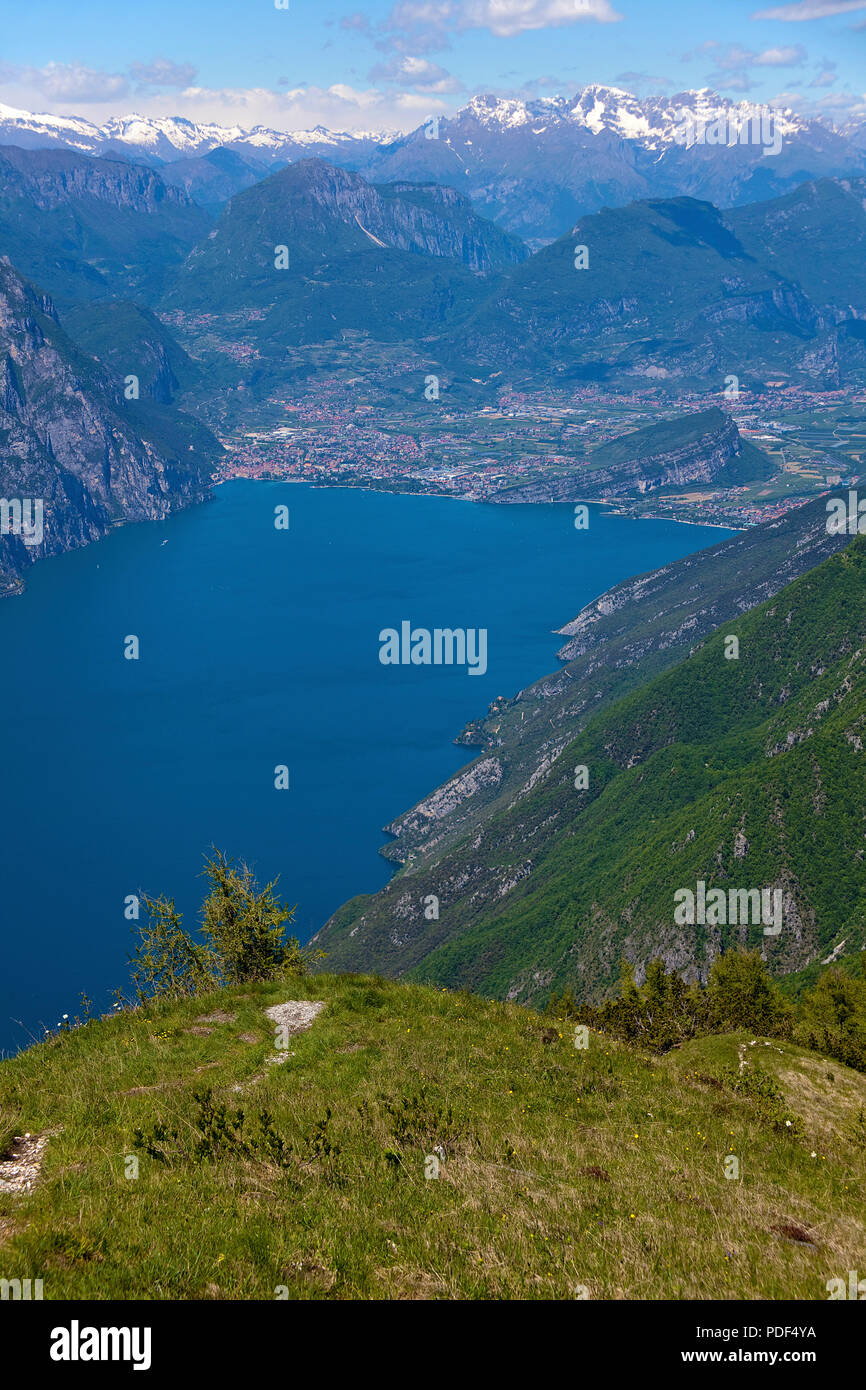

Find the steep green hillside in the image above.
[
  {"left": 728, "top": 177, "right": 866, "bottom": 317},
  {"left": 318, "top": 537, "right": 866, "bottom": 1001},
  {"left": 59, "top": 300, "right": 220, "bottom": 468},
  {"left": 1, "top": 974, "right": 862, "bottom": 1299},
  {"left": 62, "top": 301, "right": 203, "bottom": 404},
  {"left": 377, "top": 491, "right": 850, "bottom": 882}
]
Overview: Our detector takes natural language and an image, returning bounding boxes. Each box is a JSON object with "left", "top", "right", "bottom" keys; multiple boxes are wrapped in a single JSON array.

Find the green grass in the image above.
[{"left": 1, "top": 974, "right": 863, "bottom": 1300}]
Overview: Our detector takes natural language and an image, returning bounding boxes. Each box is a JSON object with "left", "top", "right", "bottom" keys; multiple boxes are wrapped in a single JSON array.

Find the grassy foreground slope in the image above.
[{"left": 1, "top": 974, "right": 864, "bottom": 1300}]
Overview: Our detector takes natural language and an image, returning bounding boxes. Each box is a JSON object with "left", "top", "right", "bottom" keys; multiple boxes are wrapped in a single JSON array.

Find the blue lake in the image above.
[{"left": 0, "top": 482, "right": 732, "bottom": 1053}]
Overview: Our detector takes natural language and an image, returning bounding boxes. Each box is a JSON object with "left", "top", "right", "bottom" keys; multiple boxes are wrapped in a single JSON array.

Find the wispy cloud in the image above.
[
  {"left": 752, "top": 1, "right": 866, "bottom": 19},
  {"left": 129, "top": 59, "right": 198, "bottom": 90},
  {"left": 339, "top": 12, "right": 373, "bottom": 33},
  {"left": 809, "top": 58, "right": 838, "bottom": 85},
  {"left": 368, "top": 56, "right": 463, "bottom": 93},
  {"left": 0, "top": 56, "right": 199, "bottom": 105},
  {"left": 377, "top": 0, "right": 621, "bottom": 55},
  {"left": 683, "top": 41, "right": 808, "bottom": 68},
  {"left": 614, "top": 70, "right": 673, "bottom": 92},
  {"left": 6, "top": 62, "right": 130, "bottom": 103},
  {"left": 768, "top": 84, "right": 865, "bottom": 119},
  {"left": 682, "top": 40, "right": 808, "bottom": 93}
]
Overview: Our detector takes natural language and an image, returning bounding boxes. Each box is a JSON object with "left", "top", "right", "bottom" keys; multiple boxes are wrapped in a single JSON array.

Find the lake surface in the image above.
[{"left": 0, "top": 482, "right": 732, "bottom": 1053}]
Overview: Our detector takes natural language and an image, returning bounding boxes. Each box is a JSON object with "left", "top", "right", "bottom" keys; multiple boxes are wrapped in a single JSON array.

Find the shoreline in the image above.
[{"left": 217, "top": 472, "right": 747, "bottom": 531}]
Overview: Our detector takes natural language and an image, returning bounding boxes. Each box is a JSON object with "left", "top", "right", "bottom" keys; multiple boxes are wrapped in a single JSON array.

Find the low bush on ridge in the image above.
[{"left": 130, "top": 850, "right": 325, "bottom": 1001}]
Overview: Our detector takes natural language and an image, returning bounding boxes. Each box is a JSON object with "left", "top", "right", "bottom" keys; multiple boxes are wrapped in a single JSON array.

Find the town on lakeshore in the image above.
[{"left": 204, "top": 358, "right": 865, "bottom": 527}]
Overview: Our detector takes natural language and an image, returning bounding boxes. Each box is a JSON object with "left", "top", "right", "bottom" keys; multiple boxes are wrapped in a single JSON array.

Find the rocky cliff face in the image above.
[
  {"left": 244, "top": 158, "right": 527, "bottom": 271},
  {"left": 0, "top": 259, "right": 210, "bottom": 594},
  {"left": 492, "top": 409, "right": 769, "bottom": 503},
  {"left": 0, "top": 145, "right": 197, "bottom": 214},
  {"left": 0, "top": 146, "right": 211, "bottom": 303},
  {"left": 587, "top": 412, "right": 742, "bottom": 495},
  {"left": 373, "top": 178, "right": 528, "bottom": 271}
]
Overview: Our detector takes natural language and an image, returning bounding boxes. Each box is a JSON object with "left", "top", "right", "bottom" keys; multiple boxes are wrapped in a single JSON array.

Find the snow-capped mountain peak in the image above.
[
  {"left": 0, "top": 103, "right": 397, "bottom": 165},
  {"left": 0, "top": 87, "right": 844, "bottom": 170}
]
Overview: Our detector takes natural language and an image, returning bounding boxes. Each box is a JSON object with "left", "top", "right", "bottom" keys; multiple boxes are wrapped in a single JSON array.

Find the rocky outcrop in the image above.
[
  {"left": 492, "top": 409, "right": 770, "bottom": 503},
  {"left": 382, "top": 756, "right": 504, "bottom": 864},
  {"left": 0, "top": 259, "right": 211, "bottom": 594},
  {"left": 0, "top": 144, "right": 198, "bottom": 214},
  {"left": 374, "top": 179, "right": 528, "bottom": 271},
  {"left": 581, "top": 413, "right": 744, "bottom": 497}
]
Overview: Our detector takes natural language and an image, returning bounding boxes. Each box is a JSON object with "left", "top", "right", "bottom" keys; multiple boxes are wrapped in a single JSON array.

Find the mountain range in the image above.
[
  {"left": 5, "top": 137, "right": 863, "bottom": 395},
  {"left": 165, "top": 162, "right": 865, "bottom": 394},
  {"left": 446, "top": 176, "right": 866, "bottom": 391},
  {"left": 3, "top": 87, "right": 865, "bottom": 246},
  {"left": 162, "top": 159, "right": 526, "bottom": 354}
]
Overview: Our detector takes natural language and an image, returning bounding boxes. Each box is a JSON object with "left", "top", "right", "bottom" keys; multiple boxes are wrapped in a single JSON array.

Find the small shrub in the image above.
[
  {"left": 130, "top": 895, "right": 214, "bottom": 1003},
  {"left": 718, "top": 1065, "right": 803, "bottom": 1136},
  {"left": 129, "top": 850, "right": 325, "bottom": 1002},
  {"left": 132, "top": 1089, "right": 339, "bottom": 1172}
]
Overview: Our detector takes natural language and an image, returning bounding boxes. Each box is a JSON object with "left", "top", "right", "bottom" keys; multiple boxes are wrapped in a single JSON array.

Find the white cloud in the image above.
[
  {"left": 368, "top": 56, "right": 463, "bottom": 92},
  {"left": 0, "top": 56, "right": 200, "bottom": 107},
  {"left": 378, "top": 0, "right": 620, "bottom": 54},
  {"left": 15, "top": 62, "right": 130, "bottom": 103},
  {"left": 684, "top": 41, "right": 807, "bottom": 69},
  {"left": 752, "top": 1, "right": 866, "bottom": 19},
  {"left": 683, "top": 40, "right": 808, "bottom": 94},
  {"left": 754, "top": 45, "right": 809, "bottom": 63},
  {"left": 0, "top": 60, "right": 445, "bottom": 135},
  {"left": 459, "top": 0, "right": 622, "bottom": 36},
  {"left": 767, "top": 85, "right": 866, "bottom": 118}
]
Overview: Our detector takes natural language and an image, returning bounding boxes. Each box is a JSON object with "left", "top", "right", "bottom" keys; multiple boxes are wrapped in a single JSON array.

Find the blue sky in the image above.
[{"left": 1, "top": 0, "right": 864, "bottom": 132}]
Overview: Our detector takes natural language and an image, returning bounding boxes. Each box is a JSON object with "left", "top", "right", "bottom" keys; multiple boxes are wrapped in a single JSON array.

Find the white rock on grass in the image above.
[
  {"left": 264, "top": 1000, "right": 325, "bottom": 1065},
  {"left": 0, "top": 1131, "right": 57, "bottom": 1194}
]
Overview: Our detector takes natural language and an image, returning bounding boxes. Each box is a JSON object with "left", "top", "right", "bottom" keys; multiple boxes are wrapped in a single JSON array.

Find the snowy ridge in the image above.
[
  {"left": 458, "top": 86, "right": 813, "bottom": 146},
  {"left": 0, "top": 87, "right": 839, "bottom": 167},
  {"left": 0, "top": 101, "right": 396, "bottom": 164}
]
